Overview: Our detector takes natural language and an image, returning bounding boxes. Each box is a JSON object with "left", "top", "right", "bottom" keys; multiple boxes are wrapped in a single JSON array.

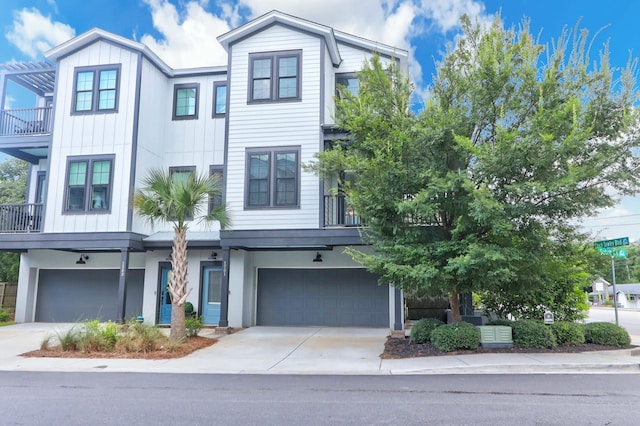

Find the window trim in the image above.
[
  {"left": 209, "top": 165, "right": 224, "bottom": 214},
  {"left": 169, "top": 166, "right": 197, "bottom": 220},
  {"left": 172, "top": 83, "right": 200, "bottom": 120},
  {"left": 212, "top": 82, "right": 227, "bottom": 117},
  {"left": 248, "top": 50, "right": 302, "bottom": 103},
  {"left": 244, "top": 147, "right": 300, "bottom": 209},
  {"left": 63, "top": 154, "right": 115, "bottom": 214},
  {"left": 71, "top": 64, "right": 121, "bottom": 115}
]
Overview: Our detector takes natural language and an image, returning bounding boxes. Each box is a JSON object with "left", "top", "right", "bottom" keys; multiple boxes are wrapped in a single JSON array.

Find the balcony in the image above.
[
  {"left": 0, "top": 204, "right": 43, "bottom": 233},
  {"left": 0, "top": 107, "right": 52, "bottom": 136},
  {"left": 323, "top": 195, "right": 363, "bottom": 227}
]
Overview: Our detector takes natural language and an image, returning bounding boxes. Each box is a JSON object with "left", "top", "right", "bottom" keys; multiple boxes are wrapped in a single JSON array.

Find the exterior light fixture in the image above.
[
  {"left": 313, "top": 252, "right": 323, "bottom": 262},
  {"left": 208, "top": 251, "right": 218, "bottom": 259},
  {"left": 76, "top": 255, "right": 89, "bottom": 265}
]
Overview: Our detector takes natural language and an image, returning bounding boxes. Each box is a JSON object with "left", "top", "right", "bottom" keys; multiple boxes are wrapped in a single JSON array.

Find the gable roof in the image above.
[
  {"left": 44, "top": 28, "right": 225, "bottom": 77},
  {"left": 218, "top": 10, "right": 343, "bottom": 66}
]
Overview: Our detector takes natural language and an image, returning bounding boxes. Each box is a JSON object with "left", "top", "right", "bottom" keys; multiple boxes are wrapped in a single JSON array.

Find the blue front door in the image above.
[
  {"left": 202, "top": 265, "right": 222, "bottom": 325},
  {"left": 159, "top": 265, "right": 172, "bottom": 325}
]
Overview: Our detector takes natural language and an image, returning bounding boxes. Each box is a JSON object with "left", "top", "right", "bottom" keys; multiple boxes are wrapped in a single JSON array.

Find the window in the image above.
[
  {"left": 249, "top": 51, "right": 301, "bottom": 102},
  {"left": 336, "top": 73, "right": 359, "bottom": 97},
  {"left": 72, "top": 65, "right": 121, "bottom": 114},
  {"left": 64, "top": 155, "right": 114, "bottom": 213},
  {"left": 169, "top": 166, "right": 196, "bottom": 219},
  {"left": 173, "top": 83, "right": 199, "bottom": 120},
  {"left": 209, "top": 165, "right": 224, "bottom": 213},
  {"left": 213, "top": 82, "right": 227, "bottom": 117},
  {"left": 245, "top": 147, "right": 299, "bottom": 208}
]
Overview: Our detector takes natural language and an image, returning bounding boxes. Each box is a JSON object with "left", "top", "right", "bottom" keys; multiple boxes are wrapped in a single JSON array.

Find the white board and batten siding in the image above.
[
  {"left": 45, "top": 41, "right": 139, "bottom": 234},
  {"left": 132, "top": 59, "right": 227, "bottom": 235},
  {"left": 225, "top": 25, "right": 323, "bottom": 230}
]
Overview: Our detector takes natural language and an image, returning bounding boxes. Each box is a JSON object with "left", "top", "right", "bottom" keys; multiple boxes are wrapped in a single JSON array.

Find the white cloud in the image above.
[
  {"left": 140, "top": 0, "right": 232, "bottom": 68},
  {"left": 137, "top": 0, "right": 492, "bottom": 88},
  {"left": 3, "top": 95, "right": 15, "bottom": 110},
  {"left": 5, "top": 8, "right": 75, "bottom": 59}
]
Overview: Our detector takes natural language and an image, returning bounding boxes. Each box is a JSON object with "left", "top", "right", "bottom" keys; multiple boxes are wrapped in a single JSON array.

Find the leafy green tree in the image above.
[
  {"left": 134, "top": 169, "right": 229, "bottom": 342},
  {"left": 0, "top": 158, "right": 28, "bottom": 282},
  {"left": 313, "top": 16, "right": 640, "bottom": 321}
]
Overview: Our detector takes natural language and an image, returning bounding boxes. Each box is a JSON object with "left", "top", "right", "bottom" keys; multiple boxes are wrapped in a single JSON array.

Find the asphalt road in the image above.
[{"left": 1, "top": 372, "right": 638, "bottom": 425}]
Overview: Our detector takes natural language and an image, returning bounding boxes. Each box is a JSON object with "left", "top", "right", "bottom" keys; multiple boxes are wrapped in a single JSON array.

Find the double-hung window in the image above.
[
  {"left": 213, "top": 82, "right": 227, "bottom": 117},
  {"left": 72, "top": 65, "right": 121, "bottom": 114},
  {"left": 64, "top": 155, "right": 114, "bottom": 213},
  {"left": 173, "top": 83, "right": 199, "bottom": 120},
  {"left": 249, "top": 51, "right": 301, "bottom": 103},
  {"left": 245, "top": 147, "right": 299, "bottom": 208}
]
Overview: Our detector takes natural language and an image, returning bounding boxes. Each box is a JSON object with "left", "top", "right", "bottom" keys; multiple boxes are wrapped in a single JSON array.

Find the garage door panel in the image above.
[
  {"left": 257, "top": 268, "right": 388, "bottom": 327},
  {"left": 35, "top": 270, "right": 144, "bottom": 323}
]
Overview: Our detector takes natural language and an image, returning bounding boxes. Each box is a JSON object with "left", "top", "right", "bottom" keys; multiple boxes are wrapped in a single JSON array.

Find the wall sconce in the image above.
[
  {"left": 208, "top": 251, "right": 218, "bottom": 260},
  {"left": 76, "top": 255, "right": 89, "bottom": 265},
  {"left": 312, "top": 252, "right": 323, "bottom": 263}
]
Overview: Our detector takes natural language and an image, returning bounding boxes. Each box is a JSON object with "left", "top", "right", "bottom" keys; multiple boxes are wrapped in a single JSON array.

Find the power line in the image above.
[{"left": 584, "top": 213, "right": 640, "bottom": 221}]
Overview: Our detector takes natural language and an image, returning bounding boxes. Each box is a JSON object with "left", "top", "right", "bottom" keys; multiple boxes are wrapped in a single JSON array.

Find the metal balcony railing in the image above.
[
  {"left": 323, "top": 195, "right": 363, "bottom": 227},
  {"left": 0, "top": 107, "right": 52, "bottom": 136},
  {"left": 0, "top": 203, "right": 43, "bottom": 233}
]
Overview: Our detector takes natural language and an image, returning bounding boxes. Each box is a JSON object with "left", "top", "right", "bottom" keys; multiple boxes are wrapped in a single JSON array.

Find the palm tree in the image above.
[{"left": 133, "top": 168, "right": 229, "bottom": 342}]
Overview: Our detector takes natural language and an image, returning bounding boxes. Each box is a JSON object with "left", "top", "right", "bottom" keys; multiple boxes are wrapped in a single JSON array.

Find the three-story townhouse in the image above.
[{"left": 0, "top": 11, "right": 408, "bottom": 332}]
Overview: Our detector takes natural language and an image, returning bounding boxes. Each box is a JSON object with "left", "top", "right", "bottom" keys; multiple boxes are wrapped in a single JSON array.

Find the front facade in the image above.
[{"left": 0, "top": 11, "right": 408, "bottom": 331}]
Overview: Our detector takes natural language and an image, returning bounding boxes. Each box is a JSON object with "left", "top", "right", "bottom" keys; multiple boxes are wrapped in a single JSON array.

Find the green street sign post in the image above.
[{"left": 593, "top": 237, "right": 629, "bottom": 325}]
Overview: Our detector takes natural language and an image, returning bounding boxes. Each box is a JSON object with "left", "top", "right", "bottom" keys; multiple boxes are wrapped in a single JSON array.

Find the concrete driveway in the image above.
[
  {"left": 0, "top": 324, "right": 389, "bottom": 374},
  {"left": 186, "top": 326, "right": 389, "bottom": 374}
]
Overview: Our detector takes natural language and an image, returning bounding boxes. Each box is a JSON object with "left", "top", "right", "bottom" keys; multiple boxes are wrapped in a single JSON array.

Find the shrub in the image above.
[
  {"left": 430, "top": 322, "right": 480, "bottom": 352},
  {"left": 549, "top": 321, "right": 585, "bottom": 346},
  {"left": 55, "top": 327, "right": 81, "bottom": 351},
  {"left": 184, "top": 302, "right": 194, "bottom": 314},
  {"left": 487, "top": 319, "right": 514, "bottom": 327},
  {"left": 410, "top": 318, "right": 444, "bottom": 343},
  {"left": 583, "top": 322, "right": 631, "bottom": 348},
  {"left": 0, "top": 308, "right": 10, "bottom": 322},
  {"left": 510, "top": 320, "right": 556, "bottom": 349},
  {"left": 186, "top": 316, "right": 203, "bottom": 337},
  {"left": 117, "top": 320, "right": 166, "bottom": 353}
]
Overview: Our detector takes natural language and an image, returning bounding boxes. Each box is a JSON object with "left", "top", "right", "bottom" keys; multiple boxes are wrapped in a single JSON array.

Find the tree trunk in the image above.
[
  {"left": 169, "top": 226, "right": 188, "bottom": 342},
  {"left": 449, "top": 290, "right": 461, "bottom": 323}
]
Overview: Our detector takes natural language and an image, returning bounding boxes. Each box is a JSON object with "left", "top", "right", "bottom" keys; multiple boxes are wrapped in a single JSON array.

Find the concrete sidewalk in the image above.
[{"left": 0, "top": 323, "right": 638, "bottom": 375}]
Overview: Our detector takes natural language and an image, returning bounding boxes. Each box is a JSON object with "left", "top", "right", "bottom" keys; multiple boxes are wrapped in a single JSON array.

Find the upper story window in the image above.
[
  {"left": 213, "top": 82, "right": 227, "bottom": 117},
  {"left": 336, "top": 73, "right": 359, "bottom": 97},
  {"left": 64, "top": 155, "right": 114, "bottom": 213},
  {"left": 72, "top": 65, "right": 121, "bottom": 114},
  {"left": 169, "top": 166, "right": 196, "bottom": 219},
  {"left": 209, "top": 165, "right": 224, "bottom": 213},
  {"left": 249, "top": 51, "right": 301, "bottom": 103},
  {"left": 173, "top": 83, "right": 199, "bottom": 120},
  {"left": 245, "top": 147, "right": 299, "bottom": 208}
]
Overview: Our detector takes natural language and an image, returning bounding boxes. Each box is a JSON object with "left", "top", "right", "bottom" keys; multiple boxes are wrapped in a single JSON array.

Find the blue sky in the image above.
[{"left": 1, "top": 0, "right": 640, "bottom": 241}]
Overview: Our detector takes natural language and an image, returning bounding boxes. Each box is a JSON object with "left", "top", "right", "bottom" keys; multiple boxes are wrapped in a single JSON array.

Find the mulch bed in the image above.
[
  {"left": 21, "top": 336, "right": 217, "bottom": 360},
  {"left": 381, "top": 337, "right": 627, "bottom": 359}
]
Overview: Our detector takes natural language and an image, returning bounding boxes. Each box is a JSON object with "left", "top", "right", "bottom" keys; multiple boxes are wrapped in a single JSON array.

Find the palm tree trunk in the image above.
[{"left": 169, "top": 226, "right": 188, "bottom": 342}]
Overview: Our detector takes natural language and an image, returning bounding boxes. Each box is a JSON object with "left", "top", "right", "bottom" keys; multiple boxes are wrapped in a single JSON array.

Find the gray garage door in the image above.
[
  {"left": 35, "top": 269, "right": 144, "bottom": 322},
  {"left": 257, "top": 268, "right": 389, "bottom": 327}
]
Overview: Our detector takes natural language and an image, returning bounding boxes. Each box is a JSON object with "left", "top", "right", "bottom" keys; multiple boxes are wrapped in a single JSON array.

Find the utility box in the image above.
[{"left": 478, "top": 325, "right": 513, "bottom": 348}]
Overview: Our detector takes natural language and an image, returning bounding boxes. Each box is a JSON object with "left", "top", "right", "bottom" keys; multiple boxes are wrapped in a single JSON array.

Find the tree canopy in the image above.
[
  {"left": 313, "top": 15, "right": 640, "bottom": 321},
  {"left": 0, "top": 158, "right": 28, "bottom": 282}
]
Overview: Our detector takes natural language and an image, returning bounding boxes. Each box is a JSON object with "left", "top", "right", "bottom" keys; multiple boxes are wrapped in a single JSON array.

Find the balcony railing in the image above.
[
  {"left": 324, "top": 195, "right": 363, "bottom": 227},
  {"left": 0, "top": 107, "right": 52, "bottom": 136},
  {"left": 0, "top": 204, "right": 43, "bottom": 233}
]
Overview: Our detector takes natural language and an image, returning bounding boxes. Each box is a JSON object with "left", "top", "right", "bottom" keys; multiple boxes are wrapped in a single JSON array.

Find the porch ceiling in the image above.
[{"left": 1, "top": 62, "right": 56, "bottom": 96}]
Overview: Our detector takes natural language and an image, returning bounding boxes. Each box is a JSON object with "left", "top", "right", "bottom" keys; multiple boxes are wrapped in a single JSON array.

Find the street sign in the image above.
[
  {"left": 594, "top": 237, "right": 629, "bottom": 249},
  {"left": 597, "top": 247, "right": 628, "bottom": 258}
]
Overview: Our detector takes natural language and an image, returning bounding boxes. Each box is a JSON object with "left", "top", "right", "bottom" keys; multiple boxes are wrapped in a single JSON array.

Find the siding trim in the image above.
[{"left": 127, "top": 52, "right": 143, "bottom": 232}]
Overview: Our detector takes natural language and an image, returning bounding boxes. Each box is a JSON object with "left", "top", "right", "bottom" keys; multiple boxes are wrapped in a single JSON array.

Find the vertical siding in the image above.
[
  {"left": 226, "top": 25, "right": 323, "bottom": 230},
  {"left": 46, "top": 41, "right": 138, "bottom": 233},
  {"left": 132, "top": 64, "right": 228, "bottom": 235}
]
